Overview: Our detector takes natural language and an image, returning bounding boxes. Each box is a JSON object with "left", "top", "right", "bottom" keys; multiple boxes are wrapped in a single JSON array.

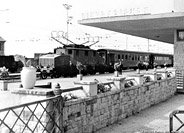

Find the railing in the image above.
[
  {"left": 169, "top": 110, "right": 184, "bottom": 132},
  {"left": 0, "top": 96, "right": 63, "bottom": 133}
]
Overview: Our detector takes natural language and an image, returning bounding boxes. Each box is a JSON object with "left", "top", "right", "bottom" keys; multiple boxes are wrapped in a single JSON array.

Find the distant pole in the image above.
[{"left": 63, "top": 4, "right": 72, "bottom": 45}]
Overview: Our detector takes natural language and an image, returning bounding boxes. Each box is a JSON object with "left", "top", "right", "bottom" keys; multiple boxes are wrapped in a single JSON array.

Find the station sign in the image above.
[{"left": 81, "top": 7, "right": 150, "bottom": 20}]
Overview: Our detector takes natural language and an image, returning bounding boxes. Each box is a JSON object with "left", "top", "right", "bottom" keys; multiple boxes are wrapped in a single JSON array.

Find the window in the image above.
[
  {"left": 93, "top": 51, "right": 96, "bottom": 57},
  {"left": 118, "top": 54, "right": 120, "bottom": 59},
  {"left": 76, "top": 50, "right": 79, "bottom": 56},
  {"left": 125, "top": 55, "right": 128, "bottom": 60},
  {"left": 68, "top": 50, "right": 72, "bottom": 55},
  {"left": 122, "top": 54, "right": 124, "bottom": 59},
  {"left": 85, "top": 51, "right": 88, "bottom": 56},
  {"left": 129, "top": 55, "right": 131, "bottom": 60}
]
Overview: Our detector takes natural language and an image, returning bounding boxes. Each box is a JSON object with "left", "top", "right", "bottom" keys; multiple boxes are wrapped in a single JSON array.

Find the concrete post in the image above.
[
  {"left": 74, "top": 81, "right": 97, "bottom": 96},
  {"left": 107, "top": 77, "right": 126, "bottom": 89},
  {"left": 127, "top": 74, "right": 144, "bottom": 85},
  {"left": 157, "top": 71, "right": 168, "bottom": 79},
  {"left": 143, "top": 72, "right": 157, "bottom": 81}
]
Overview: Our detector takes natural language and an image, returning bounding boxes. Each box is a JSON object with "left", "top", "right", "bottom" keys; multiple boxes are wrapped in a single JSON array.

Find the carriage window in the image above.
[
  {"left": 122, "top": 54, "right": 124, "bottom": 59},
  {"left": 118, "top": 54, "right": 120, "bottom": 59},
  {"left": 135, "top": 55, "right": 137, "bottom": 60},
  {"left": 85, "top": 51, "right": 88, "bottom": 56},
  {"left": 68, "top": 50, "right": 72, "bottom": 55},
  {"left": 76, "top": 50, "right": 79, "bottom": 56},
  {"left": 125, "top": 54, "right": 128, "bottom": 60},
  {"left": 132, "top": 55, "right": 134, "bottom": 60},
  {"left": 129, "top": 55, "right": 131, "bottom": 60}
]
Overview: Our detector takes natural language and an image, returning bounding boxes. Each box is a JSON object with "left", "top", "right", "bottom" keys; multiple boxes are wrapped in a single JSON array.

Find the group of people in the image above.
[{"left": 114, "top": 59, "right": 153, "bottom": 73}]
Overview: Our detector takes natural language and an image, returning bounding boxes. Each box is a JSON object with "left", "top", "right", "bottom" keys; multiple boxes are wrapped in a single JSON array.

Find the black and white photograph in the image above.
[{"left": 0, "top": 0, "right": 183, "bottom": 132}]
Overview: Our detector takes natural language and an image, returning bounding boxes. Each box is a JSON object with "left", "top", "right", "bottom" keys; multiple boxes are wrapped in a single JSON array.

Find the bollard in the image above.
[
  {"left": 114, "top": 71, "right": 119, "bottom": 77},
  {"left": 0, "top": 80, "right": 8, "bottom": 91},
  {"left": 136, "top": 69, "right": 140, "bottom": 74}
]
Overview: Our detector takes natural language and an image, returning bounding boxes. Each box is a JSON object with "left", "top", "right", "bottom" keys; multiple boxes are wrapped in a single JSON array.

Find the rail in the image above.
[
  {"left": 169, "top": 110, "right": 184, "bottom": 132},
  {"left": 0, "top": 96, "right": 63, "bottom": 133}
]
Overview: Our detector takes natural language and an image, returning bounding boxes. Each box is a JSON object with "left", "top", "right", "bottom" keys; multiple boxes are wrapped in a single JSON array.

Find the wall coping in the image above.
[{"left": 11, "top": 87, "right": 54, "bottom": 96}]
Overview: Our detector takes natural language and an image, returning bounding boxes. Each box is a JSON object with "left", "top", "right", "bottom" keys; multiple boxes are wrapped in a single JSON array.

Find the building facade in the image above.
[{"left": 0, "top": 37, "right": 5, "bottom": 56}]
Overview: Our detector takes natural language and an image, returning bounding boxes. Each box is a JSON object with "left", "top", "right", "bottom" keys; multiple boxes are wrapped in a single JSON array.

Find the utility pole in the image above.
[{"left": 63, "top": 4, "right": 72, "bottom": 45}]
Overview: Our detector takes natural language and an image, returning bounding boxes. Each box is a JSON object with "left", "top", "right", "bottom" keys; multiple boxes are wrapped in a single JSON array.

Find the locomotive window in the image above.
[
  {"left": 93, "top": 51, "right": 96, "bottom": 56},
  {"left": 76, "top": 50, "right": 79, "bottom": 56},
  {"left": 68, "top": 50, "right": 72, "bottom": 55},
  {"left": 118, "top": 54, "right": 120, "bottom": 59},
  {"left": 85, "top": 51, "right": 88, "bottom": 56}
]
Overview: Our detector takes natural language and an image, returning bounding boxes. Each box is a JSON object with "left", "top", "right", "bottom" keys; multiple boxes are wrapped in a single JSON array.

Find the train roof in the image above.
[
  {"left": 97, "top": 48, "right": 173, "bottom": 56},
  {"left": 55, "top": 45, "right": 96, "bottom": 51},
  {"left": 39, "top": 54, "right": 60, "bottom": 59}
]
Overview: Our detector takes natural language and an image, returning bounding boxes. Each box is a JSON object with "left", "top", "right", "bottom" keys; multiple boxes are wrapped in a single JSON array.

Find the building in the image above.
[
  {"left": 0, "top": 37, "right": 6, "bottom": 55},
  {"left": 78, "top": 0, "right": 184, "bottom": 93}
]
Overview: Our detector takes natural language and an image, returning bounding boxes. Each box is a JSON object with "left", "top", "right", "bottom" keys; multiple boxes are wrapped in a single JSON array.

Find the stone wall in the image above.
[{"left": 62, "top": 77, "right": 176, "bottom": 133}]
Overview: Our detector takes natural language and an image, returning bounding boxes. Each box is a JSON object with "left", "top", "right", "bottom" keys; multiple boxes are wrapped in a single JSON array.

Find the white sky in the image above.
[{"left": 0, "top": 0, "right": 174, "bottom": 57}]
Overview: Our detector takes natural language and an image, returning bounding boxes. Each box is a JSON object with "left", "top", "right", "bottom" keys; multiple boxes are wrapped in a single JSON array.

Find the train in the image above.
[
  {"left": 0, "top": 44, "right": 173, "bottom": 79},
  {"left": 0, "top": 55, "right": 19, "bottom": 73},
  {"left": 37, "top": 44, "right": 173, "bottom": 78}
]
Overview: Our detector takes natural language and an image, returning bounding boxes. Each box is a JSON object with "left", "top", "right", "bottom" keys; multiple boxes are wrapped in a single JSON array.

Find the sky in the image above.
[{"left": 0, "top": 0, "right": 174, "bottom": 57}]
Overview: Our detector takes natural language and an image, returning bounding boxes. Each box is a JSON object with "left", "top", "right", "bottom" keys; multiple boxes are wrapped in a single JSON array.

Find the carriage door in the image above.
[
  {"left": 149, "top": 54, "right": 154, "bottom": 68},
  {"left": 108, "top": 53, "right": 115, "bottom": 66}
]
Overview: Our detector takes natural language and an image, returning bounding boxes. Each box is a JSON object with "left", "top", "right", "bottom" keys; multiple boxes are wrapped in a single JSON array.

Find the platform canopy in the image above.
[{"left": 78, "top": 12, "right": 184, "bottom": 44}]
